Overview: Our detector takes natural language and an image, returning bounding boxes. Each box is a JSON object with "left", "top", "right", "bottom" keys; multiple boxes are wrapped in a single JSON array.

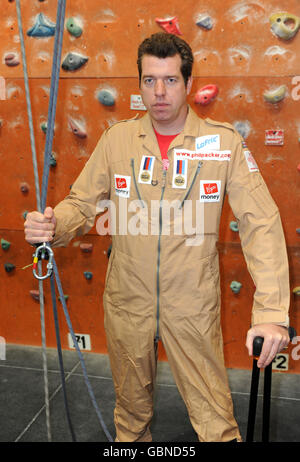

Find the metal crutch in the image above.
[{"left": 246, "top": 327, "right": 296, "bottom": 442}]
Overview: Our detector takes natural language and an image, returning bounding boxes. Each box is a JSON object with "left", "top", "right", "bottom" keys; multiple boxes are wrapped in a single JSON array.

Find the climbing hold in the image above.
[
  {"left": 196, "top": 14, "right": 213, "bottom": 30},
  {"left": 62, "top": 52, "right": 88, "bottom": 71},
  {"left": 66, "top": 17, "right": 83, "bottom": 37},
  {"left": 41, "top": 122, "right": 47, "bottom": 133},
  {"left": 29, "top": 289, "right": 41, "bottom": 301},
  {"left": 263, "top": 85, "right": 287, "bottom": 103},
  {"left": 194, "top": 84, "right": 219, "bottom": 105},
  {"left": 27, "top": 13, "right": 56, "bottom": 37},
  {"left": 49, "top": 152, "right": 57, "bottom": 167},
  {"left": 269, "top": 12, "right": 300, "bottom": 41},
  {"left": 230, "top": 281, "right": 242, "bottom": 294},
  {"left": 4, "top": 263, "right": 15, "bottom": 273},
  {"left": 80, "top": 242, "right": 93, "bottom": 253},
  {"left": 4, "top": 52, "right": 20, "bottom": 67},
  {"left": 1, "top": 239, "right": 11, "bottom": 250},
  {"left": 23, "top": 211, "right": 28, "bottom": 220},
  {"left": 229, "top": 221, "right": 239, "bottom": 232},
  {"left": 296, "top": 228, "right": 300, "bottom": 235},
  {"left": 20, "top": 182, "right": 29, "bottom": 194},
  {"left": 59, "top": 294, "right": 69, "bottom": 302},
  {"left": 83, "top": 271, "right": 93, "bottom": 280},
  {"left": 293, "top": 287, "right": 300, "bottom": 296},
  {"left": 68, "top": 117, "right": 87, "bottom": 138},
  {"left": 233, "top": 121, "right": 251, "bottom": 139},
  {"left": 155, "top": 16, "right": 182, "bottom": 35},
  {"left": 97, "top": 89, "right": 115, "bottom": 106}
]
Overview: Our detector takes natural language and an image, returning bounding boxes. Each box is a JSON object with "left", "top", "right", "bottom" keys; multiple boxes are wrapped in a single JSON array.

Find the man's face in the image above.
[{"left": 140, "top": 54, "right": 192, "bottom": 132}]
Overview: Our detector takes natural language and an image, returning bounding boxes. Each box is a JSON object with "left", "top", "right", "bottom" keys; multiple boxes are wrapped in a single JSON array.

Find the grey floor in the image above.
[{"left": 0, "top": 344, "right": 300, "bottom": 444}]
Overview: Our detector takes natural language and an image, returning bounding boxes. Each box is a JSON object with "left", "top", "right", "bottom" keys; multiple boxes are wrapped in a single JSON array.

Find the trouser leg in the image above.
[
  {"left": 104, "top": 301, "right": 157, "bottom": 442},
  {"left": 160, "top": 313, "right": 242, "bottom": 442}
]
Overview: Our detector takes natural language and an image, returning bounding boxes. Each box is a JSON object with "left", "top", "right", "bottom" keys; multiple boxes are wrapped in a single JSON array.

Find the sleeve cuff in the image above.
[{"left": 251, "top": 311, "right": 289, "bottom": 327}]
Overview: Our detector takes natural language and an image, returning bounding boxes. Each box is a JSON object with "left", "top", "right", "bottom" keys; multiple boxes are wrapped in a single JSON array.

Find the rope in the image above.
[
  {"left": 41, "top": 0, "right": 66, "bottom": 212},
  {"left": 15, "top": 0, "right": 51, "bottom": 441},
  {"left": 50, "top": 274, "right": 76, "bottom": 442},
  {"left": 53, "top": 261, "right": 113, "bottom": 442},
  {"left": 17, "top": 0, "right": 113, "bottom": 442}
]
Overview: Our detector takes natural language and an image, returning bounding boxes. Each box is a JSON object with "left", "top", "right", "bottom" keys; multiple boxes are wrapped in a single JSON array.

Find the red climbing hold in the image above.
[
  {"left": 194, "top": 84, "right": 219, "bottom": 105},
  {"left": 155, "top": 16, "right": 182, "bottom": 35},
  {"left": 30, "top": 289, "right": 42, "bottom": 301},
  {"left": 80, "top": 242, "right": 93, "bottom": 253},
  {"left": 68, "top": 117, "right": 87, "bottom": 139},
  {"left": 20, "top": 182, "right": 29, "bottom": 194}
]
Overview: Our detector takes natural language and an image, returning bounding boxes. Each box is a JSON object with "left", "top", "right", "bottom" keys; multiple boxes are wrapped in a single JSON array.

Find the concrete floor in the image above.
[{"left": 0, "top": 344, "right": 300, "bottom": 444}]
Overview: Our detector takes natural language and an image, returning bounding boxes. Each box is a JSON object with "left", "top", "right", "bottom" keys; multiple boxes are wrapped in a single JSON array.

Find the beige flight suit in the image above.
[{"left": 52, "top": 107, "right": 290, "bottom": 442}]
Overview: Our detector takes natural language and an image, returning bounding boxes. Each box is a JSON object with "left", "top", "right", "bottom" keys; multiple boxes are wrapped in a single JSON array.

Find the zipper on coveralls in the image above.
[
  {"left": 155, "top": 162, "right": 202, "bottom": 347},
  {"left": 155, "top": 168, "right": 167, "bottom": 346},
  {"left": 130, "top": 157, "right": 163, "bottom": 350},
  {"left": 130, "top": 158, "right": 145, "bottom": 208}
]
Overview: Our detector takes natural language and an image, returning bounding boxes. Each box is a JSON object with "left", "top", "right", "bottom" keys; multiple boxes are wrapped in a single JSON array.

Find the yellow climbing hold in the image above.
[
  {"left": 293, "top": 286, "right": 300, "bottom": 296},
  {"left": 263, "top": 85, "right": 287, "bottom": 104},
  {"left": 269, "top": 12, "right": 300, "bottom": 40}
]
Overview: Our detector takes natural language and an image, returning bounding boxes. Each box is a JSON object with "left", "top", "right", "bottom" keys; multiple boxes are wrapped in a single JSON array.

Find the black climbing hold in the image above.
[
  {"left": 84, "top": 271, "right": 93, "bottom": 280},
  {"left": 4, "top": 262, "right": 15, "bottom": 272}
]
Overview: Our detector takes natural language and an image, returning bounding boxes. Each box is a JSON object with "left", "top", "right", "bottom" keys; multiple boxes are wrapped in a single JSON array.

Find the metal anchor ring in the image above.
[{"left": 32, "top": 242, "right": 54, "bottom": 280}]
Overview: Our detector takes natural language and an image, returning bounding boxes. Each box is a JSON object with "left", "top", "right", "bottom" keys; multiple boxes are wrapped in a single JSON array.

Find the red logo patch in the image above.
[
  {"left": 116, "top": 177, "right": 127, "bottom": 189},
  {"left": 203, "top": 183, "right": 218, "bottom": 194}
]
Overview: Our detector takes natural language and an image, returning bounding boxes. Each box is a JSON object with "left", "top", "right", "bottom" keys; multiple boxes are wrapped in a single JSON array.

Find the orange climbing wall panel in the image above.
[{"left": 0, "top": 0, "right": 299, "bottom": 372}]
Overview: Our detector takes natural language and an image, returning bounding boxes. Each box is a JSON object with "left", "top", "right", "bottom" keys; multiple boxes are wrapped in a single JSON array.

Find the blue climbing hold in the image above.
[
  {"left": 66, "top": 17, "right": 83, "bottom": 38},
  {"left": 196, "top": 14, "right": 213, "bottom": 30},
  {"left": 49, "top": 152, "right": 57, "bottom": 167},
  {"left": 1, "top": 239, "right": 11, "bottom": 250},
  {"left": 41, "top": 122, "right": 47, "bottom": 133},
  {"left": 230, "top": 281, "right": 242, "bottom": 294},
  {"left": 97, "top": 89, "right": 115, "bottom": 106},
  {"left": 27, "top": 13, "right": 56, "bottom": 37},
  {"left": 230, "top": 221, "right": 239, "bottom": 232},
  {"left": 62, "top": 52, "right": 88, "bottom": 71},
  {"left": 84, "top": 271, "right": 93, "bottom": 280}
]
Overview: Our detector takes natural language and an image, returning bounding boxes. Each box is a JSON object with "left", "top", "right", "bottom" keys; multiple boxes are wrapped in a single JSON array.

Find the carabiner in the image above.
[{"left": 33, "top": 242, "right": 54, "bottom": 280}]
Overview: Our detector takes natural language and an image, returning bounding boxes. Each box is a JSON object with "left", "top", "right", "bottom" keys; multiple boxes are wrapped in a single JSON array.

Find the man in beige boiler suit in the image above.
[{"left": 24, "top": 33, "right": 290, "bottom": 442}]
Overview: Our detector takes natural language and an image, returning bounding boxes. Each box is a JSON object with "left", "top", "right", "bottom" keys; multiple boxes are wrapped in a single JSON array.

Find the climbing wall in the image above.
[{"left": 0, "top": 0, "right": 299, "bottom": 372}]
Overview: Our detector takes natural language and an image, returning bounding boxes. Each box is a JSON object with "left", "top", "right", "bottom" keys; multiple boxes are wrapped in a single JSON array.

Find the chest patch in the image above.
[
  {"left": 138, "top": 155, "right": 155, "bottom": 184},
  {"left": 195, "top": 134, "right": 220, "bottom": 151},
  {"left": 114, "top": 174, "right": 131, "bottom": 198},
  {"left": 172, "top": 158, "right": 188, "bottom": 189},
  {"left": 174, "top": 148, "right": 231, "bottom": 162},
  {"left": 200, "top": 180, "right": 221, "bottom": 202}
]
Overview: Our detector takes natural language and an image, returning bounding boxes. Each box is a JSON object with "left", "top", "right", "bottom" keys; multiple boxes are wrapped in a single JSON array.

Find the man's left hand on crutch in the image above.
[{"left": 246, "top": 324, "right": 290, "bottom": 369}]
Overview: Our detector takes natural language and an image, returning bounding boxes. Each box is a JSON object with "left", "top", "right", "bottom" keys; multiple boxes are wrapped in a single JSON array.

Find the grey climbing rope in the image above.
[
  {"left": 17, "top": 0, "right": 113, "bottom": 443},
  {"left": 15, "top": 0, "right": 51, "bottom": 442}
]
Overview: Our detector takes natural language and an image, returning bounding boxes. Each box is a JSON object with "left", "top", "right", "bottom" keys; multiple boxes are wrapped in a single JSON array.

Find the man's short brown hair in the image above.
[{"left": 137, "top": 32, "right": 194, "bottom": 87}]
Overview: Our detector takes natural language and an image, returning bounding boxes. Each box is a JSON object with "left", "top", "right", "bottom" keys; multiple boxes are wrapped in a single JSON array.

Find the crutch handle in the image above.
[
  {"left": 253, "top": 326, "right": 297, "bottom": 357},
  {"left": 253, "top": 337, "right": 264, "bottom": 357}
]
